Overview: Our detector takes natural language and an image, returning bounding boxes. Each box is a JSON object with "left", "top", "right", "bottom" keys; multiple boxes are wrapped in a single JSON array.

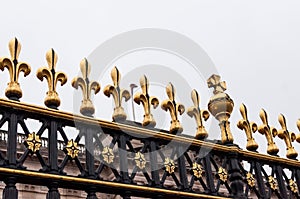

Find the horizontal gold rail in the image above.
[
  {"left": 0, "top": 98, "right": 299, "bottom": 168},
  {"left": 0, "top": 167, "right": 229, "bottom": 199}
]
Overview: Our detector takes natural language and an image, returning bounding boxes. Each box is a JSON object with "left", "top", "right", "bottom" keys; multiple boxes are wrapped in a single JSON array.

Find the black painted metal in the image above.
[{"left": 0, "top": 102, "right": 299, "bottom": 198}]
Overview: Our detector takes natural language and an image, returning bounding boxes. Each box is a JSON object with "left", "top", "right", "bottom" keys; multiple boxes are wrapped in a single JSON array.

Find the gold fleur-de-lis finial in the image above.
[
  {"left": 277, "top": 114, "right": 298, "bottom": 159},
  {"left": 36, "top": 49, "right": 67, "bottom": 109},
  {"left": 207, "top": 74, "right": 234, "bottom": 144},
  {"left": 237, "top": 104, "right": 258, "bottom": 151},
  {"left": 103, "top": 66, "right": 130, "bottom": 121},
  {"left": 161, "top": 83, "right": 185, "bottom": 134},
  {"left": 0, "top": 38, "right": 31, "bottom": 100},
  {"left": 187, "top": 89, "right": 209, "bottom": 139},
  {"left": 72, "top": 58, "right": 101, "bottom": 116},
  {"left": 258, "top": 109, "right": 279, "bottom": 155},
  {"left": 134, "top": 75, "right": 159, "bottom": 127}
]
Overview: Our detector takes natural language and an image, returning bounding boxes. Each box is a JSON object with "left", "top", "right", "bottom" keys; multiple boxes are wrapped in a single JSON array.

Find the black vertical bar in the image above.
[
  {"left": 149, "top": 141, "right": 160, "bottom": 187},
  {"left": 49, "top": 121, "right": 58, "bottom": 172},
  {"left": 85, "top": 128, "right": 95, "bottom": 177},
  {"left": 3, "top": 177, "right": 18, "bottom": 199},
  {"left": 85, "top": 127, "right": 97, "bottom": 199},
  {"left": 275, "top": 165, "right": 288, "bottom": 199},
  {"left": 47, "top": 120, "right": 60, "bottom": 199},
  {"left": 177, "top": 146, "right": 189, "bottom": 191},
  {"left": 118, "top": 134, "right": 130, "bottom": 183},
  {"left": 7, "top": 113, "right": 17, "bottom": 166},
  {"left": 227, "top": 150, "right": 246, "bottom": 199},
  {"left": 295, "top": 169, "right": 300, "bottom": 195},
  {"left": 254, "top": 161, "right": 267, "bottom": 198},
  {"left": 46, "top": 181, "right": 60, "bottom": 199},
  {"left": 203, "top": 154, "right": 216, "bottom": 194},
  {"left": 3, "top": 113, "right": 18, "bottom": 199}
]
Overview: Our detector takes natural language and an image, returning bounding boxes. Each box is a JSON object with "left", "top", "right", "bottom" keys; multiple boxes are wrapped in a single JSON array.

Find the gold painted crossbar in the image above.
[{"left": 0, "top": 167, "right": 229, "bottom": 199}]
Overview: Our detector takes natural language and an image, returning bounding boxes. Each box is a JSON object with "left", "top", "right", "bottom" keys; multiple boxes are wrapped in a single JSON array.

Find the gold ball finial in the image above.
[{"left": 207, "top": 74, "right": 234, "bottom": 144}]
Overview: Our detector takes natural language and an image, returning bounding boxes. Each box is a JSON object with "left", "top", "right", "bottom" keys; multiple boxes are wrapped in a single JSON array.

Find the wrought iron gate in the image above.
[{"left": 0, "top": 38, "right": 299, "bottom": 199}]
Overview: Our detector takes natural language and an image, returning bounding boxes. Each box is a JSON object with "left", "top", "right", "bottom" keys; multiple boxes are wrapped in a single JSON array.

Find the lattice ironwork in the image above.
[{"left": 0, "top": 38, "right": 299, "bottom": 199}]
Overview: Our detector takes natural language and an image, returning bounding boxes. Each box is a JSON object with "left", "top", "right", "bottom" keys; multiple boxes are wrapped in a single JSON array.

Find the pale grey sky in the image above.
[{"left": 0, "top": 0, "right": 300, "bottom": 157}]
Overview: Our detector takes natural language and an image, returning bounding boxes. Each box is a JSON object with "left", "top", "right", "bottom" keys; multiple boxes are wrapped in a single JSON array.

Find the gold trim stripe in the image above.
[
  {"left": 0, "top": 98, "right": 300, "bottom": 167},
  {"left": 0, "top": 167, "right": 229, "bottom": 199}
]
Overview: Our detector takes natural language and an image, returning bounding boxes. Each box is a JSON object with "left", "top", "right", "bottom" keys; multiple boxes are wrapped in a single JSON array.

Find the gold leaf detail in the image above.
[
  {"left": 289, "top": 179, "right": 298, "bottom": 194},
  {"left": 164, "top": 157, "right": 175, "bottom": 174},
  {"left": 134, "top": 152, "right": 146, "bottom": 170},
  {"left": 102, "top": 146, "right": 114, "bottom": 164},
  {"left": 217, "top": 167, "right": 228, "bottom": 183},
  {"left": 65, "top": 139, "right": 79, "bottom": 159},
  {"left": 25, "top": 132, "right": 42, "bottom": 152},
  {"left": 268, "top": 176, "right": 278, "bottom": 191},
  {"left": 192, "top": 162, "right": 203, "bottom": 179},
  {"left": 246, "top": 172, "right": 256, "bottom": 188}
]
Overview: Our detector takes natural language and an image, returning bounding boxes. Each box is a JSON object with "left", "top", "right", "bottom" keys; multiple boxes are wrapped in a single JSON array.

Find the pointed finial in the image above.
[
  {"left": 134, "top": 75, "right": 159, "bottom": 127},
  {"left": 0, "top": 38, "right": 31, "bottom": 100},
  {"left": 161, "top": 83, "right": 185, "bottom": 134},
  {"left": 36, "top": 48, "right": 67, "bottom": 109},
  {"left": 207, "top": 74, "right": 227, "bottom": 95},
  {"left": 237, "top": 104, "right": 258, "bottom": 151},
  {"left": 72, "top": 58, "right": 101, "bottom": 116},
  {"left": 258, "top": 109, "right": 279, "bottom": 155},
  {"left": 207, "top": 74, "right": 234, "bottom": 144},
  {"left": 187, "top": 89, "right": 210, "bottom": 139},
  {"left": 103, "top": 67, "right": 130, "bottom": 121},
  {"left": 277, "top": 114, "right": 297, "bottom": 159}
]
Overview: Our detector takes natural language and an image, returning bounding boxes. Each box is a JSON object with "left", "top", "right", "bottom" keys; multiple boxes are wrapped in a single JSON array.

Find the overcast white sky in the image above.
[{"left": 0, "top": 1, "right": 300, "bottom": 157}]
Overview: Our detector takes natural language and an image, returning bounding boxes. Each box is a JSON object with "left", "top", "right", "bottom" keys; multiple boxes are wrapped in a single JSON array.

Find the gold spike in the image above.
[
  {"left": 277, "top": 114, "right": 298, "bottom": 159},
  {"left": 134, "top": 75, "right": 159, "bottom": 127},
  {"left": 161, "top": 83, "right": 185, "bottom": 134},
  {"left": 103, "top": 66, "right": 130, "bottom": 121},
  {"left": 0, "top": 38, "right": 31, "bottom": 100},
  {"left": 237, "top": 104, "right": 258, "bottom": 151},
  {"left": 187, "top": 89, "right": 209, "bottom": 139},
  {"left": 72, "top": 58, "right": 101, "bottom": 116},
  {"left": 207, "top": 74, "right": 234, "bottom": 144},
  {"left": 258, "top": 109, "right": 279, "bottom": 155},
  {"left": 36, "top": 49, "right": 67, "bottom": 109}
]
